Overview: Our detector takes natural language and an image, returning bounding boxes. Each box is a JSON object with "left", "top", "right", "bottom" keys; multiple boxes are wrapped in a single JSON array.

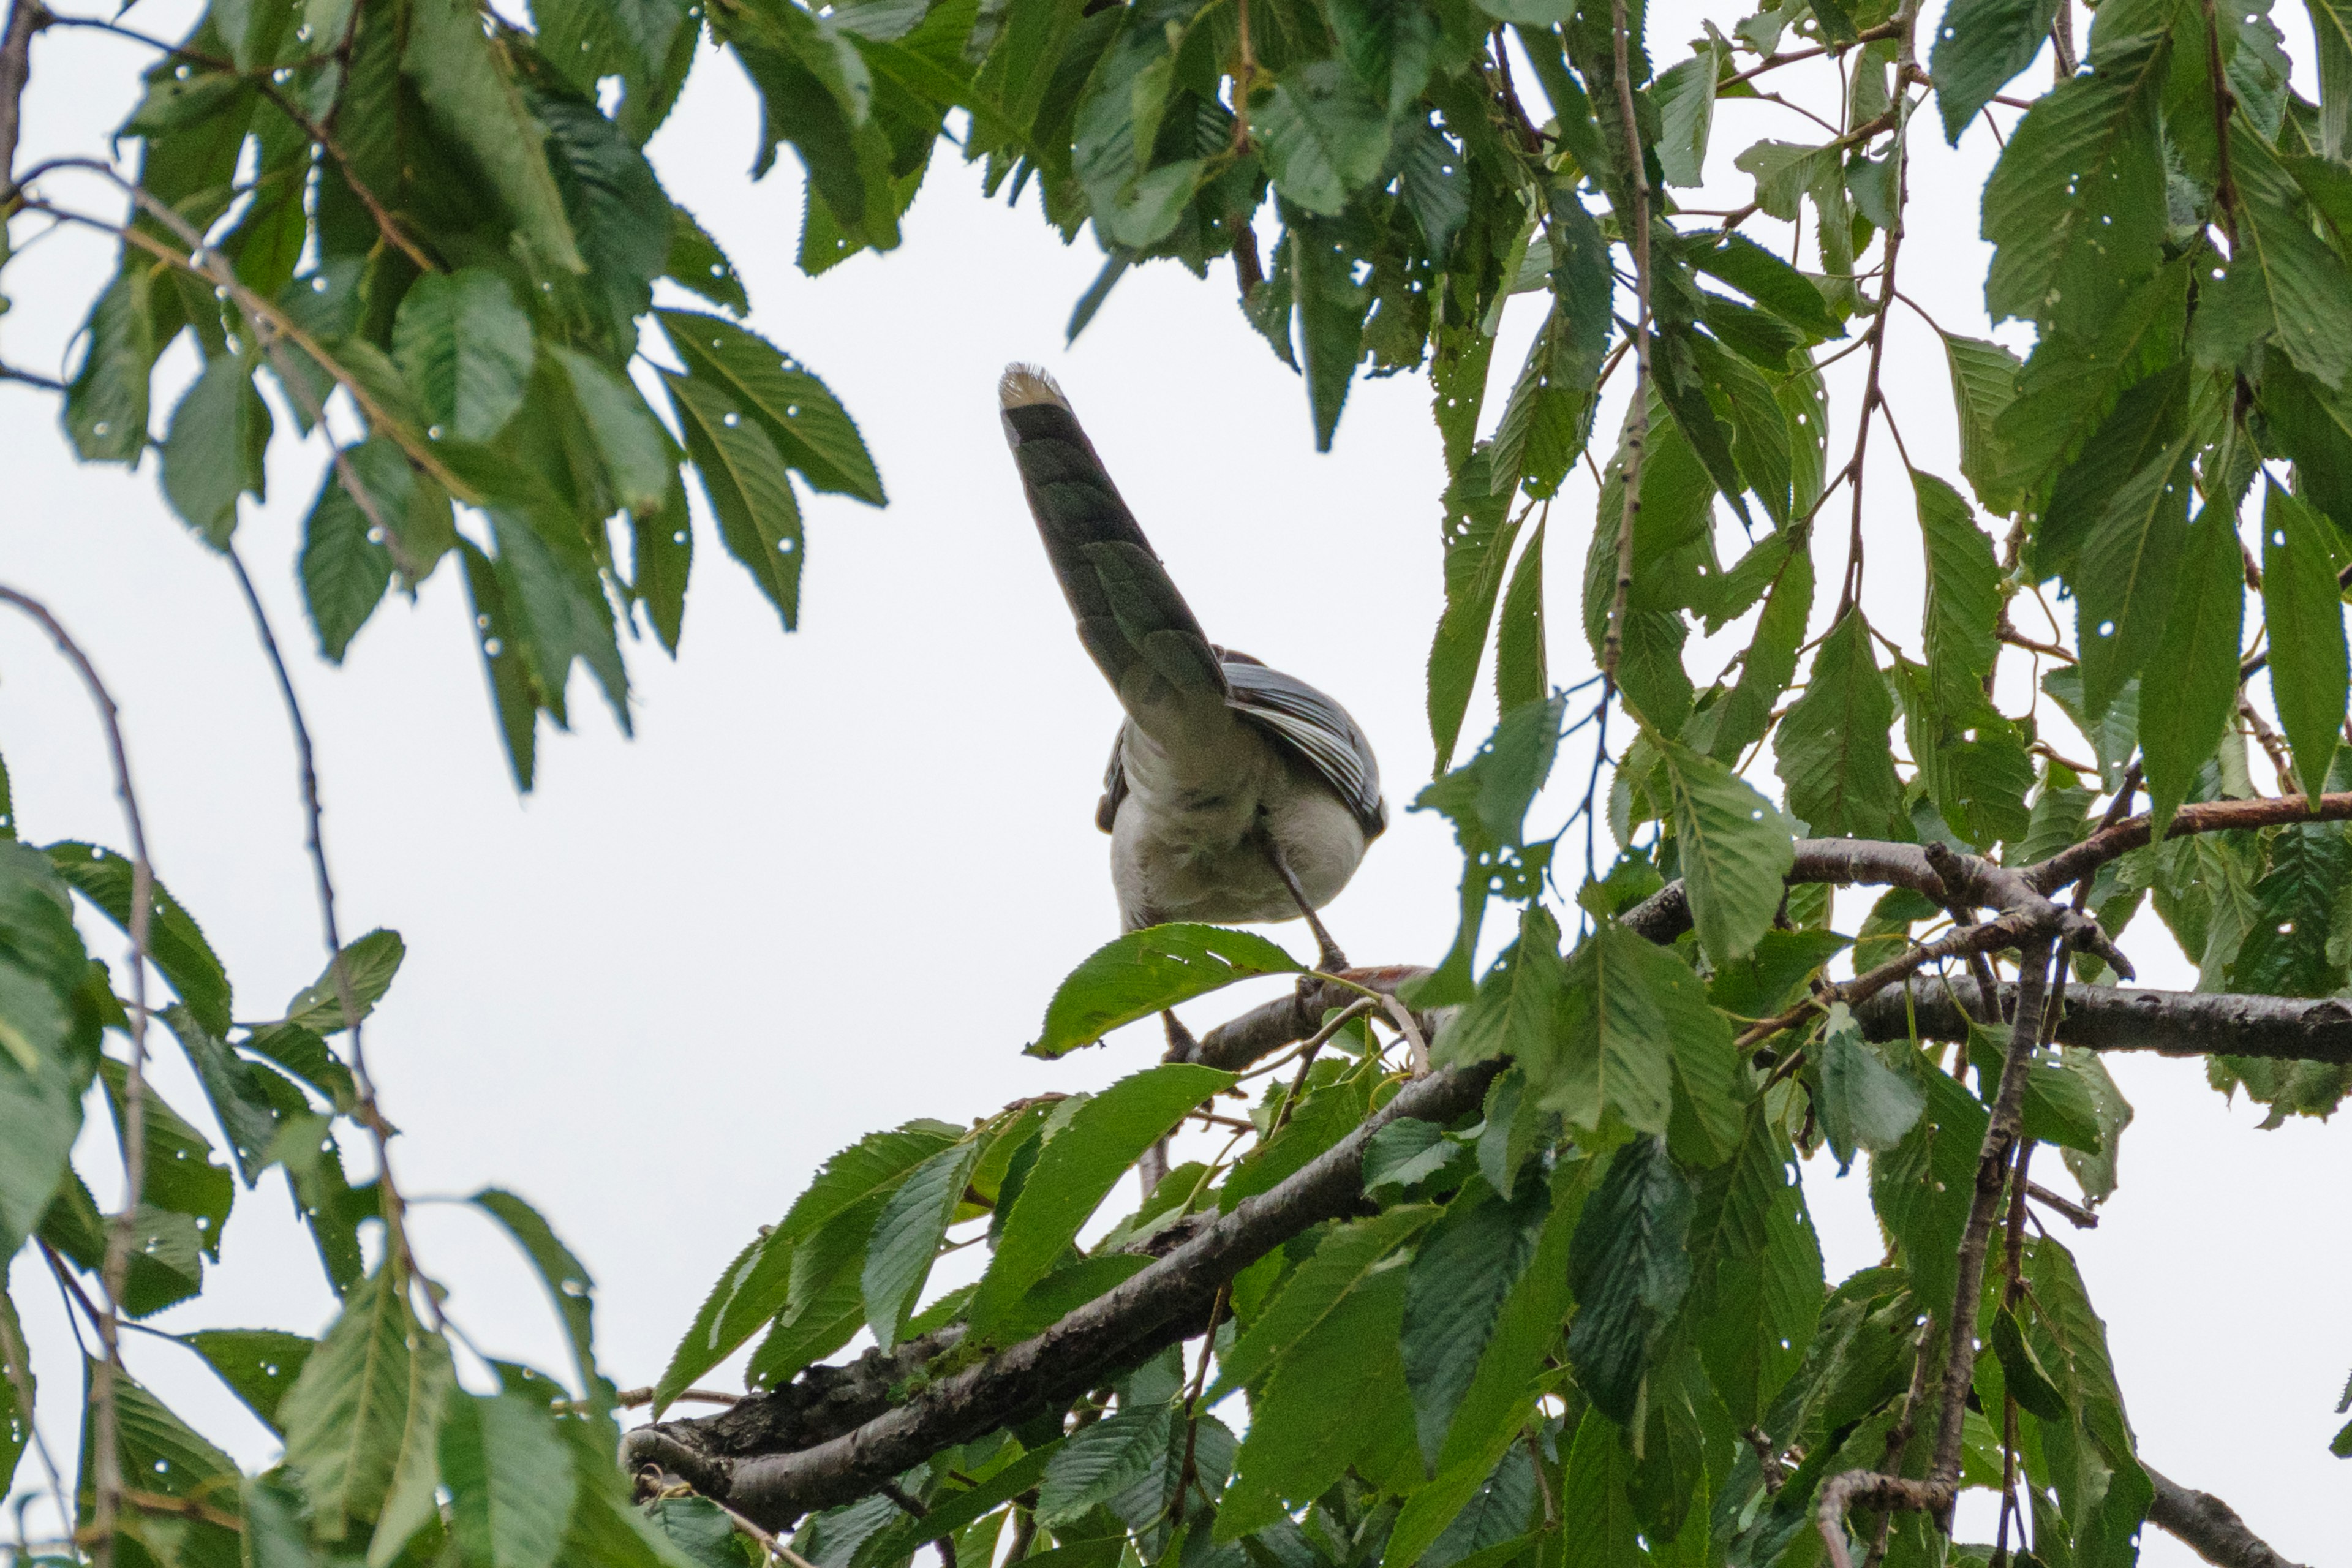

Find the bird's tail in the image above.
[{"left": 998, "top": 364, "right": 1227, "bottom": 708}]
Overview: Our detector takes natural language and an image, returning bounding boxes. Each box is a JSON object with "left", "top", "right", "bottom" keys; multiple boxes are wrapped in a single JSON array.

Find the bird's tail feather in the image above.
[{"left": 999, "top": 365, "right": 1226, "bottom": 706}]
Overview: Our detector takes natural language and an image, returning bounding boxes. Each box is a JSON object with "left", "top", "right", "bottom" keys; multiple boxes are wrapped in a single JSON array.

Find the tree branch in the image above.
[
  {"left": 2144, "top": 1464, "right": 2312, "bottom": 1568},
  {"left": 1849, "top": 982, "right": 2352, "bottom": 1064},
  {"left": 2029, "top": 792, "right": 2352, "bottom": 893},
  {"left": 623, "top": 1060, "right": 1504, "bottom": 1528},
  {"left": 0, "top": 0, "right": 47, "bottom": 202}
]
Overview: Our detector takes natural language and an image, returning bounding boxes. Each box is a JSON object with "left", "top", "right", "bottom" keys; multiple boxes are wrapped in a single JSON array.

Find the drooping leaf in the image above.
[
  {"left": 1402, "top": 1179, "right": 1551, "bottom": 1466},
  {"left": 403, "top": 0, "right": 586, "bottom": 273},
  {"left": 1774, "top": 611, "right": 1903, "bottom": 839},
  {"left": 1565, "top": 1136, "right": 1695, "bottom": 1422},
  {"left": 279, "top": 1266, "right": 421, "bottom": 1540},
  {"left": 1916, "top": 472, "right": 2002, "bottom": 707},
  {"left": 282, "top": 929, "right": 407, "bottom": 1034},
  {"left": 45, "top": 843, "right": 231, "bottom": 1035},
  {"left": 439, "top": 1386, "right": 579, "bottom": 1568},
  {"left": 1251, "top": 61, "right": 1391, "bottom": 217},
  {"left": 1932, "top": 0, "right": 2061, "bottom": 141},
  {"left": 664, "top": 368, "right": 807, "bottom": 631},
  {"left": 186, "top": 1328, "right": 315, "bottom": 1434},
  {"left": 656, "top": 311, "right": 884, "bottom": 503},
  {"left": 392, "top": 269, "right": 535, "bottom": 444},
  {"left": 1814, "top": 1004, "right": 1927, "bottom": 1172},
  {"left": 2258, "top": 482, "right": 2348, "bottom": 801},
  {"left": 2141, "top": 504, "right": 2246, "bottom": 840},
  {"left": 470, "top": 1189, "right": 601, "bottom": 1401},
  {"left": 1661, "top": 741, "right": 1795, "bottom": 966},
  {"left": 160, "top": 354, "right": 271, "bottom": 549},
  {"left": 861, "top": 1136, "right": 983, "bottom": 1351}
]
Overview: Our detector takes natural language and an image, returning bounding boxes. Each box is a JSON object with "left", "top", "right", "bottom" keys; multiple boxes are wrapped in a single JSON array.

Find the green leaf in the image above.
[
  {"left": 1653, "top": 51, "right": 1717, "bottom": 187},
  {"left": 1328, "top": 0, "right": 1438, "bottom": 113},
  {"left": 1213, "top": 1205, "right": 1439, "bottom": 1397},
  {"left": 1495, "top": 520, "right": 1549, "bottom": 716},
  {"left": 440, "top": 1387, "right": 579, "bottom": 1568},
  {"left": 1566, "top": 1136, "right": 1694, "bottom": 1422},
  {"left": 85, "top": 1372, "right": 241, "bottom": 1560},
  {"left": 471, "top": 1189, "right": 601, "bottom": 1401},
  {"left": 665, "top": 368, "right": 806, "bottom": 632},
  {"left": 1917, "top": 472, "right": 2001, "bottom": 703},
  {"left": 1996, "top": 262, "right": 2189, "bottom": 525},
  {"left": 1435, "top": 905, "right": 1570, "bottom": 1071},
  {"left": 279, "top": 1266, "right": 420, "bottom": 1540},
  {"left": 99, "top": 1060, "right": 233, "bottom": 1260},
  {"left": 459, "top": 538, "right": 539, "bottom": 790},
  {"left": 301, "top": 462, "right": 395, "bottom": 663},
  {"left": 403, "top": 0, "right": 585, "bottom": 273},
  {"left": 1, "top": 1289, "right": 28, "bottom": 1494},
  {"left": 1982, "top": 29, "right": 2169, "bottom": 333},
  {"left": 1989, "top": 1306, "right": 2068, "bottom": 1420},
  {"left": 2233, "top": 821, "right": 2352, "bottom": 996},
  {"left": 1038, "top": 1403, "right": 1177, "bottom": 1526},
  {"left": 161, "top": 354, "right": 272, "bottom": 549},
  {"left": 2071, "top": 412, "right": 2196, "bottom": 718},
  {"left": 725, "top": 6, "right": 899, "bottom": 252},
  {"left": 2057, "top": 1046, "right": 2133, "bottom": 1205},
  {"left": 1028, "top": 924, "right": 1300, "bottom": 1058},
  {"left": 654, "top": 1119, "right": 958, "bottom": 1409},
  {"left": 1939, "top": 333, "right": 2023, "bottom": 515},
  {"left": 486, "top": 509, "right": 631, "bottom": 736},
  {"left": 549, "top": 345, "right": 676, "bottom": 518},
  {"left": 1428, "top": 451, "right": 1526, "bottom": 772},
  {"left": 1931, "top": 0, "right": 2060, "bottom": 141},
  {"left": 2260, "top": 482, "right": 2348, "bottom": 802},
  {"left": 1526, "top": 922, "right": 1683, "bottom": 1139},
  {"left": 656, "top": 311, "right": 883, "bottom": 502},
  {"left": 1252, "top": 61, "right": 1390, "bottom": 217},
  {"left": 45, "top": 842, "right": 232, "bottom": 1035},
  {"left": 2193, "top": 136, "right": 2352, "bottom": 388},
  {"left": 744, "top": 1205, "right": 875, "bottom": 1387},
  {"left": 665, "top": 203, "right": 749, "bottom": 315},
  {"left": 1690, "top": 233, "right": 1844, "bottom": 341},
  {"left": 1217, "top": 1250, "right": 1415, "bottom": 1537},
  {"left": 1661, "top": 741, "right": 1795, "bottom": 965},
  {"left": 2141, "top": 504, "right": 2245, "bottom": 840},
  {"left": 970, "top": 1064, "right": 1234, "bottom": 1336},
  {"left": 861, "top": 1137, "right": 983, "bottom": 1351},
  {"left": 393, "top": 270, "right": 535, "bottom": 443},
  {"left": 282, "top": 929, "right": 407, "bottom": 1034},
  {"left": 1774, "top": 611, "right": 1902, "bottom": 838},
  {"left": 1292, "top": 211, "right": 1373, "bottom": 453},
  {"left": 186, "top": 1329, "right": 315, "bottom": 1434},
  {"left": 1557, "top": 1411, "right": 1643, "bottom": 1566},
  {"left": 64, "top": 269, "right": 157, "bottom": 461},
  {"left": 1814, "top": 1004, "right": 1926, "bottom": 1171},
  {"left": 1403, "top": 1180, "right": 1551, "bottom": 1466}
]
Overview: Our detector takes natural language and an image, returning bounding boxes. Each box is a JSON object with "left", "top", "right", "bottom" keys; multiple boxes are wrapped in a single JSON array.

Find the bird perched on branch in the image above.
[{"left": 997, "top": 364, "right": 1385, "bottom": 978}]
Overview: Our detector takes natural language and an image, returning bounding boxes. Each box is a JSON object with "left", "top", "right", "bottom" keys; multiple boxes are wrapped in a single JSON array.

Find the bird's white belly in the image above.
[{"left": 1109, "top": 726, "right": 1368, "bottom": 931}]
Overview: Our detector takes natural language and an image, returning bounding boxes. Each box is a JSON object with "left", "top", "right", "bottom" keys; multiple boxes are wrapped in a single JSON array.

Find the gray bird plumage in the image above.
[{"left": 998, "top": 365, "right": 1385, "bottom": 940}]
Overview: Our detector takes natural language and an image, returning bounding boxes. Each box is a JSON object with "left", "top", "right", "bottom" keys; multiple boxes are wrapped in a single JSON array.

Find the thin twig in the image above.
[
  {"left": 0, "top": 586, "right": 153, "bottom": 1568},
  {"left": 225, "top": 546, "right": 435, "bottom": 1320},
  {"left": 0, "top": 361, "right": 64, "bottom": 390},
  {"left": 0, "top": 0, "right": 47, "bottom": 201}
]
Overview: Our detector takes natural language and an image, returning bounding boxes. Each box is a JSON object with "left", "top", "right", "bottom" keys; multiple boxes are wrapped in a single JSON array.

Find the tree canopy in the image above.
[{"left": 2, "top": 0, "right": 2350, "bottom": 1564}]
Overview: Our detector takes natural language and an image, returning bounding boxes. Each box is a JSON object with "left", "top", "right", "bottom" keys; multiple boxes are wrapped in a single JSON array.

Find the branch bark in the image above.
[
  {"left": 1850, "top": 982, "right": 2352, "bottom": 1063},
  {"left": 625, "top": 1060, "right": 1503, "bottom": 1528},
  {"left": 0, "top": 0, "right": 45, "bottom": 200},
  {"left": 2145, "top": 1464, "right": 2312, "bottom": 1568}
]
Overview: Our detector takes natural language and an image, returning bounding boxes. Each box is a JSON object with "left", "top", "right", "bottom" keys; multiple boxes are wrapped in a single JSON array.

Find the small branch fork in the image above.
[{"left": 0, "top": 586, "right": 154, "bottom": 1568}]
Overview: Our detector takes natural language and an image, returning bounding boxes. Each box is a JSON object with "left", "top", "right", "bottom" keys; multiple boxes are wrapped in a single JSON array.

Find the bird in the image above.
[{"left": 997, "top": 363, "right": 1386, "bottom": 1004}]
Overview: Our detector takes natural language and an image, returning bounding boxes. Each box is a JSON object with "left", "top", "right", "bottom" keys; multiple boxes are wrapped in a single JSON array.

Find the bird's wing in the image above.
[
  {"left": 998, "top": 366, "right": 1227, "bottom": 719},
  {"left": 1221, "top": 659, "right": 1389, "bottom": 840}
]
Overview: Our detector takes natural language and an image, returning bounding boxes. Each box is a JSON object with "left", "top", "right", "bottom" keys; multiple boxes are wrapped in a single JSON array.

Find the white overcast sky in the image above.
[{"left": 2, "top": 1, "right": 2347, "bottom": 1559}]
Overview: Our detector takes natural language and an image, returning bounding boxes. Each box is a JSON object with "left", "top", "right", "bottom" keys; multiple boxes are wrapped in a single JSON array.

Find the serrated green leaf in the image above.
[
  {"left": 1403, "top": 1180, "right": 1551, "bottom": 1466},
  {"left": 665, "top": 368, "right": 806, "bottom": 633},
  {"left": 282, "top": 929, "right": 406, "bottom": 1034},
  {"left": 656, "top": 311, "right": 883, "bottom": 503},
  {"left": 1918, "top": 471, "right": 2001, "bottom": 703},
  {"left": 440, "top": 1386, "right": 578, "bottom": 1568},
  {"left": 1528, "top": 922, "right": 1679, "bottom": 1139},
  {"left": 1038, "top": 1403, "right": 1177, "bottom": 1526},
  {"left": 1931, "top": 0, "right": 2060, "bottom": 142},
  {"left": 971, "top": 1064, "right": 1234, "bottom": 1336},
  {"left": 393, "top": 270, "right": 535, "bottom": 443},
  {"left": 654, "top": 1119, "right": 958, "bottom": 1408},
  {"left": 1661, "top": 741, "right": 1794, "bottom": 965},
  {"left": 1252, "top": 61, "right": 1390, "bottom": 217},
  {"left": 1774, "top": 611, "right": 1902, "bottom": 839},
  {"left": 549, "top": 346, "right": 676, "bottom": 518},
  {"left": 161, "top": 354, "right": 271, "bottom": 549},
  {"left": 2260, "top": 483, "right": 2348, "bottom": 801},
  {"left": 186, "top": 1328, "right": 315, "bottom": 1435},
  {"left": 1292, "top": 211, "right": 1373, "bottom": 453},
  {"left": 280, "top": 1266, "right": 419, "bottom": 1540},
  {"left": 2141, "top": 504, "right": 2245, "bottom": 840},
  {"left": 1428, "top": 451, "right": 1525, "bottom": 772},
  {"left": 45, "top": 842, "right": 232, "bottom": 1036},
  {"left": 1030, "top": 924, "right": 1300, "bottom": 1058},
  {"left": 1982, "top": 29, "right": 2169, "bottom": 332},
  {"left": 861, "top": 1137, "right": 982, "bottom": 1352},
  {"left": 1940, "top": 332, "right": 2023, "bottom": 514},
  {"left": 366, "top": 1330, "right": 458, "bottom": 1568},
  {"left": 1566, "top": 1136, "right": 1694, "bottom": 1422},
  {"left": 2071, "top": 412, "right": 2196, "bottom": 717},
  {"left": 1434, "top": 904, "right": 1570, "bottom": 1071},
  {"left": 1213, "top": 1205, "right": 1439, "bottom": 1398},
  {"left": 1653, "top": 52, "right": 1717, "bottom": 187},
  {"left": 64, "top": 269, "right": 157, "bottom": 462},
  {"left": 2192, "top": 135, "right": 2352, "bottom": 387},
  {"left": 471, "top": 1189, "right": 600, "bottom": 1401},
  {"left": 404, "top": 0, "right": 585, "bottom": 272},
  {"left": 1814, "top": 1004, "right": 1926, "bottom": 1171}
]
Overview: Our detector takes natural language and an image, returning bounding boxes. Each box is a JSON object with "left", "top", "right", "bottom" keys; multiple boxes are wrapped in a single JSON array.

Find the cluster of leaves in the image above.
[{"left": 0, "top": 740, "right": 756, "bottom": 1568}]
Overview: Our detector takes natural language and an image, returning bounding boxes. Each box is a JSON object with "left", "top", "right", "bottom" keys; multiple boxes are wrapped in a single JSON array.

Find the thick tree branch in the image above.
[
  {"left": 0, "top": 0, "right": 45, "bottom": 200},
  {"left": 2030, "top": 792, "right": 2352, "bottom": 894},
  {"left": 1850, "top": 982, "right": 2352, "bottom": 1063},
  {"left": 625, "top": 1060, "right": 1501, "bottom": 1527},
  {"left": 2145, "top": 1464, "right": 2312, "bottom": 1568}
]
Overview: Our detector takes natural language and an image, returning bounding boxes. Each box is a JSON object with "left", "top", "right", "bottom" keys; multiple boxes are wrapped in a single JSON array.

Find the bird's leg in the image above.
[{"left": 1260, "top": 835, "right": 1348, "bottom": 973}]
